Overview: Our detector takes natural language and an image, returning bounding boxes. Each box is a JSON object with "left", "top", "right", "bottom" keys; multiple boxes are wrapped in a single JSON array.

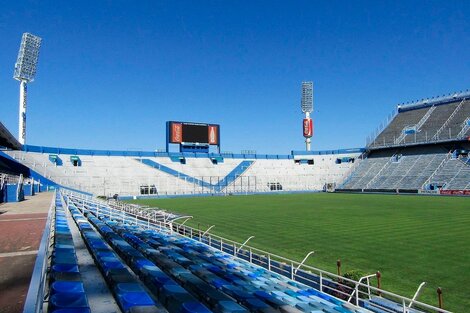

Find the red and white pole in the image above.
[{"left": 303, "top": 112, "right": 313, "bottom": 151}]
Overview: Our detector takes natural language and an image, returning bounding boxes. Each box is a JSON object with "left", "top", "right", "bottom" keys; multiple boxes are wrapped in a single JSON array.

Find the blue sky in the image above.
[{"left": 1, "top": 1, "right": 469, "bottom": 154}]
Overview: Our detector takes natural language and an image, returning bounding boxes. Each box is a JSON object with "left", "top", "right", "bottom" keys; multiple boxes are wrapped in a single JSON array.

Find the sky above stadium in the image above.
[{"left": 1, "top": 1, "right": 470, "bottom": 154}]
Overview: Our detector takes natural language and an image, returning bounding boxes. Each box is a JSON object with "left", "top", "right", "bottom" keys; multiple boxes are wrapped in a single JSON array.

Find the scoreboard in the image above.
[{"left": 166, "top": 121, "right": 220, "bottom": 152}]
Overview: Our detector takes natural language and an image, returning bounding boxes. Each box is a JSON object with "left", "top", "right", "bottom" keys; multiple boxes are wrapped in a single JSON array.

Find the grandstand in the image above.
[
  {"left": 19, "top": 189, "right": 451, "bottom": 313},
  {"left": 1, "top": 146, "right": 363, "bottom": 197},
  {"left": 340, "top": 91, "right": 470, "bottom": 193},
  {"left": 368, "top": 91, "right": 470, "bottom": 148}
]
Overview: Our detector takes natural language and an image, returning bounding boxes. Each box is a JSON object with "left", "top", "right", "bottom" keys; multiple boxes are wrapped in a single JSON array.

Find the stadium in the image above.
[{"left": 1, "top": 4, "right": 470, "bottom": 313}]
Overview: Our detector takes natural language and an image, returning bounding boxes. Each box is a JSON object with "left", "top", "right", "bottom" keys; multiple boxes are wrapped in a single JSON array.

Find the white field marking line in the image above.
[{"left": 0, "top": 250, "right": 39, "bottom": 258}]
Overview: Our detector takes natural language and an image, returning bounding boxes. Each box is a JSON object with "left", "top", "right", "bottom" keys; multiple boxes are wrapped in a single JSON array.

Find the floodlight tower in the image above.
[
  {"left": 301, "top": 81, "right": 313, "bottom": 151},
  {"left": 13, "top": 33, "right": 42, "bottom": 145}
]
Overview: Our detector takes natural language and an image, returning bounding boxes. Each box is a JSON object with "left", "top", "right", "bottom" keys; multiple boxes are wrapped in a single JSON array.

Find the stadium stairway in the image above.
[{"left": 137, "top": 159, "right": 254, "bottom": 192}]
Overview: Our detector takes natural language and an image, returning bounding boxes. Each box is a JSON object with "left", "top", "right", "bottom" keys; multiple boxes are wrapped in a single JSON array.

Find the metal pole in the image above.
[
  {"left": 18, "top": 80, "right": 27, "bottom": 145},
  {"left": 437, "top": 287, "right": 443, "bottom": 310},
  {"left": 319, "top": 272, "right": 323, "bottom": 292},
  {"left": 376, "top": 271, "right": 382, "bottom": 296},
  {"left": 408, "top": 282, "right": 426, "bottom": 309},
  {"left": 201, "top": 225, "right": 215, "bottom": 237},
  {"left": 236, "top": 236, "right": 255, "bottom": 254},
  {"left": 290, "top": 262, "right": 294, "bottom": 280},
  {"left": 294, "top": 250, "right": 315, "bottom": 274}
]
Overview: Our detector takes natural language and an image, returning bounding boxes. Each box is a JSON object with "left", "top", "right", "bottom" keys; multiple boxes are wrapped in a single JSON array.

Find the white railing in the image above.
[
  {"left": 395, "top": 106, "right": 436, "bottom": 145},
  {"left": 456, "top": 117, "right": 470, "bottom": 139},
  {"left": 364, "top": 158, "right": 391, "bottom": 189},
  {"left": 62, "top": 189, "right": 453, "bottom": 313},
  {"left": 366, "top": 109, "right": 398, "bottom": 147},
  {"left": 432, "top": 99, "right": 466, "bottom": 140},
  {"left": 421, "top": 151, "right": 452, "bottom": 189},
  {"left": 338, "top": 152, "right": 368, "bottom": 189},
  {"left": 398, "top": 90, "right": 470, "bottom": 111},
  {"left": 444, "top": 159, "right": 467, "bottom": 190},
  {"left": 393, "top": 154, "right": 423, "bottom": 188},
  {"left": 0, "top": 173, "right": 23, "bottom": 184},
  {"left": 348, "top": 273, "right": 378, "bottom": 305}
]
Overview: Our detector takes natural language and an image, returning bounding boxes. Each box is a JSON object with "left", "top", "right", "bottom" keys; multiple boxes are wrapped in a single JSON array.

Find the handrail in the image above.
[
  {"left": 201, "top": 224, "right": 215, "bottom": 237},
  {"left": 367, "top": 108, "right": 398, "bottom": 147},
  {"left": 62, "top": 190, "right": 454, "bottom": 313},
  {"left": 433, "top": 99, "right": 465, "bottom": 140},
  {"left": 421, "top": 151, "right": 452, "bottom": 189},
  {"left": 347, "top": 273, "right": 377, "bottom": 305},
  {"left": 456, "top": 117, "right": 470, "bottom": 139},
  {"left": 23, "top": 191, "right": 55, "bottom": 313},
  {"left": 409, "top": 282, "right": 426, "bottom": 309},
  {"left": 294, "top": 250, "right": 314, "bottom": 274},
  {"left": 236, "top": 236, "right": 255, "bottom": 254},
  {"left": 365, "top": 157, "right": 392, "bottom": 189},
  {"left": 395, "top": 105, "right": 436, "bottom": 145}
]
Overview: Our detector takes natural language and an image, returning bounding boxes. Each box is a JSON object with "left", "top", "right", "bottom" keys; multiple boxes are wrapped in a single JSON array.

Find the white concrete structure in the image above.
[{"left": 5, "top": 149, "right": 362, "bottom": 197}]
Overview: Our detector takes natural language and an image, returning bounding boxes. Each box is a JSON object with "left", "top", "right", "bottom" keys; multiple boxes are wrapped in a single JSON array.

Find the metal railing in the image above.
[
  {"left": 432, "top": 99, "right": 466, "bottom": 140},
  {"left": 22, "top": 191, "right": 55, "bottom": 313},
  {"left": 456, "top": 117, "right": 470, "bottom": 139},
  {"left": 421, "top": 151, "right": 453, "bottom": 189},
  {"left": 337, "top": 152, "right": 368, "bottom": 189},
  {"left": 62, "top": 189, "right": 452, "bottom": 313},
  {"left": 395, "top": 106, "right": 436, "bottom": 145},
  {"left": 364, "top": 156, "right": 393, "bottom": 189},
  {"left": 366, "top": 109, "right": 398, "bottom": 147}
]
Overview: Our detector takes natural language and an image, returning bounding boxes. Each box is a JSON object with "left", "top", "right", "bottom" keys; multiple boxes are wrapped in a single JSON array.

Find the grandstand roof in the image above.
[
  {"left": 0, "top": 122, "right": 21, "bottom": 150},
  {"left": 397, "top": 90, "right": 470, "bottom": 113}
]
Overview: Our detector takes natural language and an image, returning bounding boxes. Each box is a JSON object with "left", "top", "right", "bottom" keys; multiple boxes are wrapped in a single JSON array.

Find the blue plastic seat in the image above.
[
  {"left": 51, "top": 281, "right": 85, "bottom": 294},
  {"left": 115, "top": 283, "right": 146, "bottom": 293},
  {"left": 52, "top": 264, "right": 80, "bottom": 273},
  {"left": 51, "top": 308, "right": 91, "bottom": 313},
  {"left": 53, "top": 256, "right": 77, "bottom": 265},
  {"left": 118, "top": 291, "right": 155, "bottom": 312},
  {"left": 50, "top": 293, "right": 88, "bottom": 309},
  {"left": 135, "top": 259, "right": 154, "bottom": 269},
  {"left": 245, "top": 298, "right": 270, "bottom": 310},
  {"left": 96, "top": 251, "right": 116, "bottom": 258},
  {"left": 216, "top": 301, "right": 248, "bottom": 313},
  {"left": 181, "top": 301, "right": 212, "bottom": 313}
]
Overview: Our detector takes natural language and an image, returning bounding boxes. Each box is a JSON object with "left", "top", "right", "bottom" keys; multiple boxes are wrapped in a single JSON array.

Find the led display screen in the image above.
[{"left": 168, "top": 122, "right": 219, "bottom": 145}]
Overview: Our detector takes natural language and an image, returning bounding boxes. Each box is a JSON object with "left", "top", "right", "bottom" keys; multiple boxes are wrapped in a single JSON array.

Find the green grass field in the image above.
[{"left": 129, "top": 193, "right": 470, "bottom": 312}]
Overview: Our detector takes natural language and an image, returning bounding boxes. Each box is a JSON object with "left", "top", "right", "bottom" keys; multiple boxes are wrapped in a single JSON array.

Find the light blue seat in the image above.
[{"left": 215, "top": 300, "right": 248, "bottom": 313}]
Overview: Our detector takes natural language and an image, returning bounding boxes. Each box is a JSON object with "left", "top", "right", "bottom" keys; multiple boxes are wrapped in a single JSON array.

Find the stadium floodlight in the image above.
[
  {"left": 13, "top": 32, "right": 42, "bottom": 145},
  {"left": 301, "top": 81, "right": 313, "bottom": 113},
  {"left": 300, "top": 81, "right": 314, "bottom": 151}
]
